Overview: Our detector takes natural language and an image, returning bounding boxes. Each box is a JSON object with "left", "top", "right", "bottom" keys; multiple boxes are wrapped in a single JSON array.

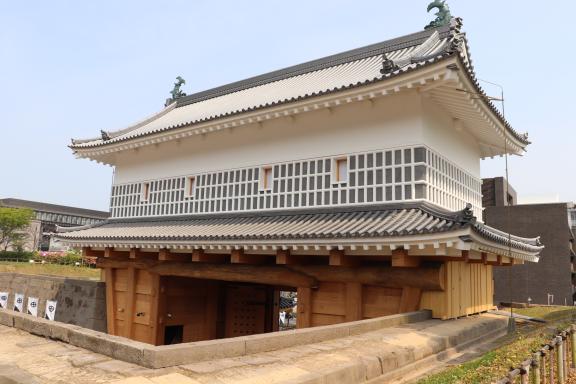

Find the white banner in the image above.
[
  {"left": 0, "top": 292, "right": 8, "bottom": 309},
  {"left": 27, "top": 297, "right": 39, "bottom": 317},
  {"left": 13, "top": 293, "right": 24, "bottom": 312},
  {"left": 44, "top": 300, "right": 57, "bottom": 321}
]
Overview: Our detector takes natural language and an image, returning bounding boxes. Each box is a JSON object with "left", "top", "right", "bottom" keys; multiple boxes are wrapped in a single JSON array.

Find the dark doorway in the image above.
[{"left": 164, "top": 325, "right": 183, "bottom": 345}]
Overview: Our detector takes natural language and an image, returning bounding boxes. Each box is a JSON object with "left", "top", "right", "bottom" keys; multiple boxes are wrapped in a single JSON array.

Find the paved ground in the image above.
[{"left": 0, "top": 315, "right": 506, "bottom": 384}]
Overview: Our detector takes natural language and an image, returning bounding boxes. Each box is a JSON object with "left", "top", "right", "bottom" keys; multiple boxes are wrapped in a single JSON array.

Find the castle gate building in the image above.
[{"left": 56, "top": 16, "right": 542, "bottom": 346}]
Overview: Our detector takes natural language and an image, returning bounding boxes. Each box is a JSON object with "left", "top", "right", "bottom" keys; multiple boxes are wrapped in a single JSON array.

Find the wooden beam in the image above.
[
  {"left": 231, "top": 249, "right": 269, "bottom": 264},
  {"left": 192, "top": 249, "right": 228, "bottom": 263},
  {"left": 329, "top": 250, "right": 359, "bottom": 267},
  {"left": 96, "top": 259, "right": 445, "bottom": 291},
  {"left": 104, "top": 247, "right": 129, "bottom": 259},
  {"left": 82, "top": 247, "right": 103, "bottom": 257},
  {"left": 276, "top": 249, "right": 298, "bottom": 265},
  {"left": 129, "top": 248, "right": 149, "bottom": 259},
  {"left": 104, "top": 268, "right": 116, "bottom": 335},
  {"left": 399, "top": 286, "right": 422, "bottom": 313},
  {"left": 345, "top": 282, "right": 362, "bottom": 322},
  {"left": 158, "top": 249, "right": 190, "bottom": 262},
  {"left": 96, "top": 258, "right": 318, "bottom": 288},
  {"left": 391, "top": 249, "right": 420, "bottom": 267},
  {"left": 297, "top": 287, "right": 311, "bottom": 328}
]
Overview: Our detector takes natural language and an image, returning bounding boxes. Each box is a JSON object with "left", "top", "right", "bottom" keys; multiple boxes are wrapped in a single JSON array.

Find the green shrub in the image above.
[{"left": 0, "top": 251, "right": 34, "bottom": 262}]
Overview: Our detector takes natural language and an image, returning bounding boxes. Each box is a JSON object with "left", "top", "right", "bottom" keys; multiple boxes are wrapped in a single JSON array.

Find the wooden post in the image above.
[
  {"left": 571, "top": 326, "right": 576, "bottom": 369},
  {"left": 345, "top": 283, "right": 362, "bottom": 322},
  {"left": 557, "top": 336, "right": 565, "bottom": 384},
  {"left": 532, "top": 352, "right": 541, "bottom": 384},
  {"left": 297, "top": 287, "right": 311, "bottom": 328},
  {"left": 124, "top": 267, "right": 136, "bottom": 339},
  {"left": 550, "top": 346, "right": 555, "bottom": 384},
  {"left": 520, "top": 365, "right": 529, "bottom": 384},
  {"left": 540, "top": 350, "right": 547, "bottom": 384},
  {"left": 104, "top": 268, "right": 116, "bottom": 335}
]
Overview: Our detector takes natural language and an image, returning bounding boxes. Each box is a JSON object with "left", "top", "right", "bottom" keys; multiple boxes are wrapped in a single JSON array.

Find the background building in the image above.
[
  {"left": 483, "top": 177, "right": 575, "bottom": 306},
  {"left": 0, "top": 198, "right": 109, "bottom": 251}
]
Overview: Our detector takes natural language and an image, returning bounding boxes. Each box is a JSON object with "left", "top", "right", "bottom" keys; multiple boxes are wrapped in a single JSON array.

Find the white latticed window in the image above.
[{"left": 110, "top": 145, "right": 482, "bottom": 219}]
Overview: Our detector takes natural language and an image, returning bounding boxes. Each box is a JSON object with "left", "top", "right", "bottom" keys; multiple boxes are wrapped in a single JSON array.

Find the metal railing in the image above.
[{"left": 496, "top": 325, "right": 576, "bottom": 384}]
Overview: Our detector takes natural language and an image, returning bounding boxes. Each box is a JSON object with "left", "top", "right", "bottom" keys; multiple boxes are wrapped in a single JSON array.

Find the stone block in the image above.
[
  {"left": 320, "top": 361, "right": 366, "bottom": 384},
  {"left": 0, "top": 309, "right": 14, "bottom": 327},
  {"left": 360, "top": 355, "right": 383, "bottom": 380},
  {"left": 68, "top": 327, "right": 116, "bottom": 357},
  {"left": 143, "top": 338, "right": 246, "bottom": 368},
  {"left": 251, "top": 324, "right": 353, "bottom": 355},
  {"left": 48, "top": 322, "right": 82, "bottom": 343},
  {"left": 13, "top": 312, "right": 52, "bottom": 338}
]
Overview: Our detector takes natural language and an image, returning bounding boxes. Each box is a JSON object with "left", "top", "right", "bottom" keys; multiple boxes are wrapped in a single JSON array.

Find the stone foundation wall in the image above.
[{"left": 0, "top": 272, "right": 106, "bottom": 332}]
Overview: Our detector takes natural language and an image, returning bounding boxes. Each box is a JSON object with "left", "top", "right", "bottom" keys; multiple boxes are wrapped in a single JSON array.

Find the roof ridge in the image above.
[{"left": 175, "top": 26, "right": 451, "bottom": 108}]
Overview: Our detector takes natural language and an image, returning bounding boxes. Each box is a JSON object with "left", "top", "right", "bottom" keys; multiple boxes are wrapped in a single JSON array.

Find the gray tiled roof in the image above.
[
  {"left": 70, "top": 20, "right": 528, "bottom": 150},
  {"left": 56, "top": 202, "right": 542, "bottom": 254},
  {"left": 0, "top": 198, "right": 109, "bottom": 219}
]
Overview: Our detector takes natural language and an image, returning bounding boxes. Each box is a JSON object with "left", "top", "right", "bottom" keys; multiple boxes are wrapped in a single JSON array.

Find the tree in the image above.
[{"left": 0, "top": 207, "right": 35, "bottom": 251}]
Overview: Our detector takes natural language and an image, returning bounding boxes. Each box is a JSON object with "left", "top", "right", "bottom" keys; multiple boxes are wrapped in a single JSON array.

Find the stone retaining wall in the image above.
[
  {"left": 0, "top": 272, "right": 106, "bottom": 332},
  {"left": 0, "top": 309, "right": 431, "bottom": 368}
]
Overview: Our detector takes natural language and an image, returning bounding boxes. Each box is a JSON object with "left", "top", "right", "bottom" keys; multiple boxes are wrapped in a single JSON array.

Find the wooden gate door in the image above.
[{"left": 224, "top": 285, "right": 270, "bottom": 338}]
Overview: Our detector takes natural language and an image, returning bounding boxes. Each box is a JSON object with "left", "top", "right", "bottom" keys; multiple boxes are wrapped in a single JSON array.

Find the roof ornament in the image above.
[
  {"left": 100, "top": 130, "right": 111, "bottom": 141},
  {"left": 456, "top": 203, "right": 477, "bottom": 225},
  {"left": 424, "top": 0, "right": 452, "bottom": 30},
  {"left": 447, "top": 17, "right": 464, "bottom": 53},
  {"left": 165, "top": 76, "right": 187, "bottom": 106},
  {"left": 380, "top": 54, "right": 399, "bottom": 75}
]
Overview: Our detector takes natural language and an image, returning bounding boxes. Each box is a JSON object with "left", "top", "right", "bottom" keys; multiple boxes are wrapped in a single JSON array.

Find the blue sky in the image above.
[{"left": 1, "top": 1, "right": 574, "bottom": 211}]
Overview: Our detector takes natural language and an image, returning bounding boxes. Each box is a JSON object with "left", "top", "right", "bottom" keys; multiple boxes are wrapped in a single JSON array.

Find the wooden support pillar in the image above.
[
  {"left": 481, "top": 252, "right": 488, "bottom": 265},
  {"left": 104, "top": 268, "right": 116, "bottom": 335},
  {"left": 124, "top": 267, "right": 136, "bottom": 339},
  {"left": 462, "top": 250, "right": 470, "bottom": 263},
  {"left": 297, "top": 287, "right": 312, "bottom": 328},
  {"left": 345, "top": 282, "right": 362, "bottom": 322},
  {"left": 329, "top": 249, "right": 359, "bottom": 267},
  {"left": 391, "top": 248, "right": 420, "bottom": 267},
  {"left": 149, "top": 273, "right": 164, "bottom": 346}
]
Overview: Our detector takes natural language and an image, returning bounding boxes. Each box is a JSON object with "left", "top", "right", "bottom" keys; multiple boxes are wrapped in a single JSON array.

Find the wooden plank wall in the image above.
[
  {"left": 307, "top": 282, "right": 405, "bottom": 327},
  {"left": 106, "top": 267, "right": 160, "bottom": 344},
  {"left": 420, "top": 261, "right": 494, "bottom": 320}
]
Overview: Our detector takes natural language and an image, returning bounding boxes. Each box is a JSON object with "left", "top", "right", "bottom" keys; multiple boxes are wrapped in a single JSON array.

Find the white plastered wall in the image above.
[{"left": 113, "top": 91, "right": 430, "bottom": 184}]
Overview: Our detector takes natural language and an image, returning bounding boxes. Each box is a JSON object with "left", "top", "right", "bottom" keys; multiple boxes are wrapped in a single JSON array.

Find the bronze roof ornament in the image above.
[
  {"left": 380, "top": 54, "right": 399, "bottom": 75},
  {"left": 424, "top": 0, "right": 452, "bottom": 30},
  {"left": 165, "top": 76, "right": 187, "bottom": 106}
]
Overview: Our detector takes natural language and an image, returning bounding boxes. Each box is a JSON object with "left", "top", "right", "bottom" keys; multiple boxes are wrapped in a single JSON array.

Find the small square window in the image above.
[
  {"left": 261, "top": 167, "right": 273, "bottom": 190},
  {"left": 334, "top": 158, "right": 348, "bottom": 183},
  {"left": 185, "top": 177, "right": 196, "bottom": 198}
]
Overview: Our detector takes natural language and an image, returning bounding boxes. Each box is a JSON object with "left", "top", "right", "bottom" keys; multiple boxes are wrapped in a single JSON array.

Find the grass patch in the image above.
[
  {"left": 0, "top": 261, "right": 101, "bottom": 280},
  {"left": 514, "top": 306, "right": 576, "bottom": 321},
  {"left": 417, "top": 307, "right": 576, "bottom": 384}
]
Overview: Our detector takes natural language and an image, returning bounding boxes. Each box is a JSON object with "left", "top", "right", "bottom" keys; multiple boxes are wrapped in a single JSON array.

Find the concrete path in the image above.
[{"left": 0, "top": 314, "right": 507, "bottom": 384}]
